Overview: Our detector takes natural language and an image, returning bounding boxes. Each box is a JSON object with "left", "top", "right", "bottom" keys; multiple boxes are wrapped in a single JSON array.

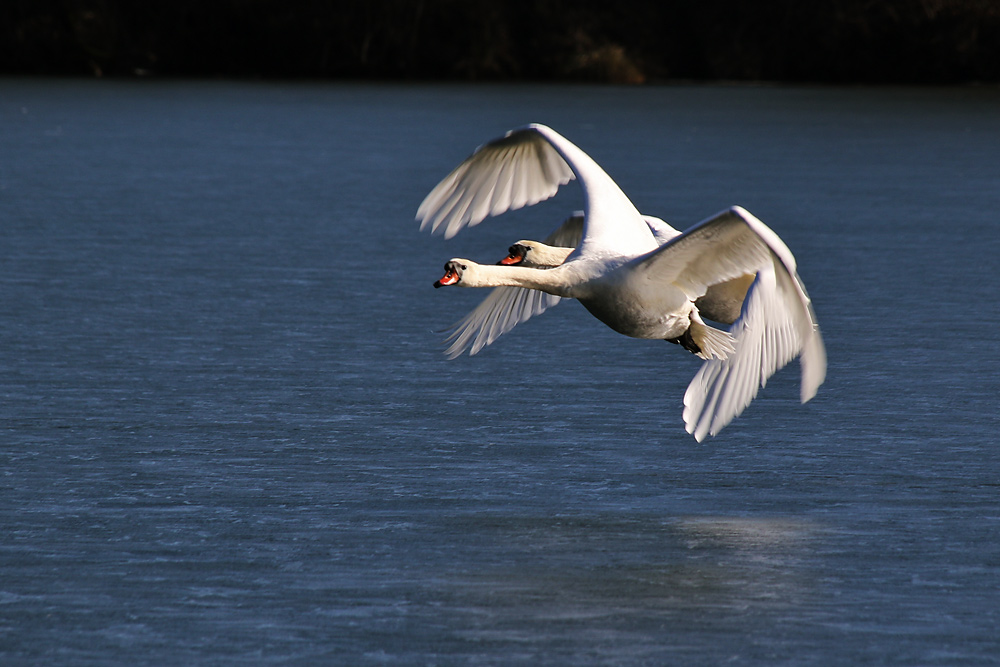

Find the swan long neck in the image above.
[
  {"left": 521, "top": 242, "right": 573, "bottom": 268},
  {"left": 462, "top": 261, "right": 571, "bottom": 296}
]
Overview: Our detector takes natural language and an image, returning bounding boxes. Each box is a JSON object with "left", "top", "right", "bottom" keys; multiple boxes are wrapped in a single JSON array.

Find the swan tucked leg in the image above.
[
  {"left": 687, "top": 310, "right": 736, "bottom": 361},
  {"left": 666, "top": 312, "right": 735, "bottom": 361}
]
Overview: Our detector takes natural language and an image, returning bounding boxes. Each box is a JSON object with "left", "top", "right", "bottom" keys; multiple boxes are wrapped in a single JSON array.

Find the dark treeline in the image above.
[{"left": 3, "top": 0, "right": 999, "bottom": 83}]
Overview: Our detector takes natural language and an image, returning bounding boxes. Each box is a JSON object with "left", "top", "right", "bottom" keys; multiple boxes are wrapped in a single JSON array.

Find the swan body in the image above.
[{"left": 417, "top": 124, "right": 825, "bottom": 440}]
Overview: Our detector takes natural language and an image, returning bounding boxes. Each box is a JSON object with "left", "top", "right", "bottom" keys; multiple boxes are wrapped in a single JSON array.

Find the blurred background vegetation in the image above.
[{"left": 2, "top": 0, "right": 998, "bottom": 83}]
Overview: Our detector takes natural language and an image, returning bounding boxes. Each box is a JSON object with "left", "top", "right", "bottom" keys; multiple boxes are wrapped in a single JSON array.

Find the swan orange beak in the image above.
[
  {"left": 499, "top": 253, "right": 522, "bottom": 265},
  {"left": 434, "top": 268, "right": 460, "bottom": 288}
]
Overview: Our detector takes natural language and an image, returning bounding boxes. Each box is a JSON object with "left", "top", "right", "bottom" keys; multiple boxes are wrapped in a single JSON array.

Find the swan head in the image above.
[
  {"left": 433, "top": 259, "right": 469, "bottom": 288},
  {"left": 499, "top": 243, "right": 529, "bottom": 265},
  {"left": 498, "top": 240, "right": 571, "bottom": 268}
]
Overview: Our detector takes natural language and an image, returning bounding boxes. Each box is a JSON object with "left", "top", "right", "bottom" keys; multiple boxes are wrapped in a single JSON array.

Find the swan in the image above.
[
  {"left": 442, "top": 211, "right": 755, "bottom": 359},
  {"left": 439, "top": 212, "right": 702, "bottom": 359},
  {"left": 417, "top": 123, "right": 825, "bottom": 439}
]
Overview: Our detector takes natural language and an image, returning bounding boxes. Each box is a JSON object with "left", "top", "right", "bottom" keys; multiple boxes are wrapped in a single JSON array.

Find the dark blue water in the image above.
[{"left": 2, "top": 80, "right": 999, "bottom": 665}]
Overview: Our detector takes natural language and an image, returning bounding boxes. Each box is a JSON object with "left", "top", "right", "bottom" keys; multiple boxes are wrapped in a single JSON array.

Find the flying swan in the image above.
[
  {"left": 416, "top": 123, "right": 825, "bottom": 440},
  {"left": 441, "top": 211, "right": 755, "bottom": 360}
]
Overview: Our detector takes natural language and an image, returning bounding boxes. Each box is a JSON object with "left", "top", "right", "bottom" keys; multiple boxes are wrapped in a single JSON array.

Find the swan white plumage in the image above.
[
  {"left": 439, "top": 212, "right": 686, "bottom": 359},
  {"left": 417, "top": 123, "right": 825, "bottom": 440},
  {"left": 442, "top": 211, "right": 756, "bottom": 359}
]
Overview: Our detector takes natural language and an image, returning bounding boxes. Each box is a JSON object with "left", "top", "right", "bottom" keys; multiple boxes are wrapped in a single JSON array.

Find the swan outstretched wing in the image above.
[
  {"left": 634, "top": 207, "right": 776, "bottom": 301},
  {"left": 542, "top": 212, "right": 586, "bottom": 249},
  {"left": 417, "top": 126, "right": 575, "bottom": 239},
  {"left": 441, "top": 286, "right": 561, "bottom": 359},
  {"left": 441, "top": 214, "right": 584, "bottom": 358},
  {"left": 682, "top": 258, "right": 826, "bottom": 441},
  {"left": 417, "top": 124, "right": 654, "bottom": 255},
  {"left": 653, "top": 207, "right": 826, "bottom": 440}
]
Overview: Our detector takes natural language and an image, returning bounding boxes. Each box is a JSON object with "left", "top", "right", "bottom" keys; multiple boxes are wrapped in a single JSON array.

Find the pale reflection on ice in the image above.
[
  {"left": 432, "top": 514, "right": 822, "bottom": 656},
  {"left": 675, "top": 516, "right": 816, "bottom": 549}
]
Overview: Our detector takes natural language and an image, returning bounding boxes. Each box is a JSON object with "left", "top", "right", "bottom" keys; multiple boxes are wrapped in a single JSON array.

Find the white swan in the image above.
[
  {"left": 439, "top": 212, "right": 692, "bottom": 359},
  {"left": 443, "top": 211, "right": 755, "bottom": 359},
  {"left": 417, "top": 123, "right": 825, "bottom": 439}
]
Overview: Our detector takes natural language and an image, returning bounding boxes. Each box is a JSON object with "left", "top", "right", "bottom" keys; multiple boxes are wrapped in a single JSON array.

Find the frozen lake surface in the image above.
[{"left": 1, "top": 80, "right": 999, "bottom": 664}]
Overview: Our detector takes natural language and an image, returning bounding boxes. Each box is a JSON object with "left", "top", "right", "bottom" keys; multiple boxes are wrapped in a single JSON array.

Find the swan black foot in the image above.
[{"left": 666, "top": 329, "right": 702, "bottom": 356}]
